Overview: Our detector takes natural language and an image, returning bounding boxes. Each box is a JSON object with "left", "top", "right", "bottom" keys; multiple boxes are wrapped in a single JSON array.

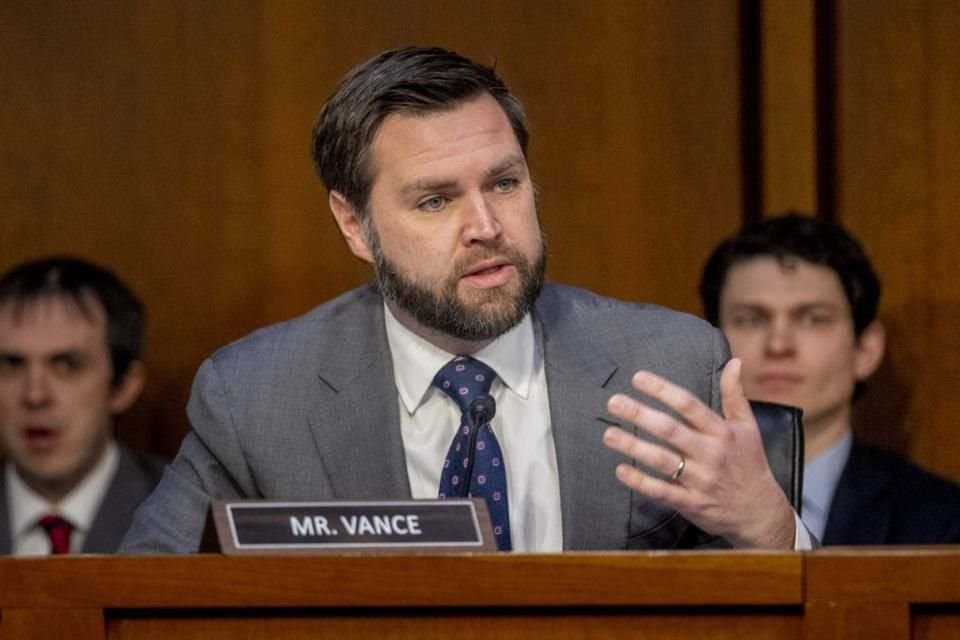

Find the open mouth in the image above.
[
  {"left": 461, "top": 261, "right": 515, "bottom": 288},
  {"left": 471, "top": 264, "right": 505, "bottom": 276},
  {"left": 23, "top": 426, "right": 60, "bottom": 451}
]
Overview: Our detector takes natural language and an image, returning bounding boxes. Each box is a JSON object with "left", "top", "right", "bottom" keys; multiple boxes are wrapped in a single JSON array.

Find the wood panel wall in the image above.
[
  {"left": 1, "top": 1, "right": 956, "bottom": 484},
  {"left": 0, "top": 1, "right": 743, "bottom": 455},
  {"left": 757, "top": 1, "right": 960, "bottom": 482},
  {"left": 832, "top": 1, "right": 960, "bottom": 481}
]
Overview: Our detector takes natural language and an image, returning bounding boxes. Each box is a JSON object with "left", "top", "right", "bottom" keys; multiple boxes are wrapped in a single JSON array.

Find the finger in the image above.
[
  {"left": 613, "top": 462, "right": 689, "bottom": 508},
  {"left": 602, "top": 426, "right": 690, "bottom": 482},
  {"left": 719, "top": 358, "right": 755, "bottom": 426},
  {"left": 629, "top": 370, "right": 725, "bottom": 436},
  {"left": 606, "top": 393, "right": 700, "bottom": 451}
]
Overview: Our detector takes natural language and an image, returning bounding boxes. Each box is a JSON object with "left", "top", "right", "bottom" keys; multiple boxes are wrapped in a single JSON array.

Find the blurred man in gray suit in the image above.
[
  {"left": 123, "top": 47, "right": 808, "bottom": 553},
  {"left": 0, "top": 257, "right": 165, "bottom": 554}
]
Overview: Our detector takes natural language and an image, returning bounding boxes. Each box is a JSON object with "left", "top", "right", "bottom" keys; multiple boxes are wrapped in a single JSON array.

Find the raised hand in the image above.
[{"left": 602, "top": 358, "right": 796, "bottom": 549}]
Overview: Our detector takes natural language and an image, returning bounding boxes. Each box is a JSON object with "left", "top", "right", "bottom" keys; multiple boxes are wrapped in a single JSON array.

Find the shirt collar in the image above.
[
  {"left": 802, "top": 429, "right": 853, "bottom": 520},
  {"left": 6, "top": 440, "right": 120, "bottom": 538},
  {"left": 384, "top": 303, "right": 536, "bottom": 415}
]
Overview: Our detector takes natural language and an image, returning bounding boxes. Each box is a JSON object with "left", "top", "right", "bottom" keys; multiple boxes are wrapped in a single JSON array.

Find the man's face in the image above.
[
  {"left": 0, "top": 297, "right": 126, "bottom": 499},
  {"left": 719, "top": 257, "right": 880, "bottom": 438},
  {"left": 342, "top": 94, "right": 545, "bottom": 343}
]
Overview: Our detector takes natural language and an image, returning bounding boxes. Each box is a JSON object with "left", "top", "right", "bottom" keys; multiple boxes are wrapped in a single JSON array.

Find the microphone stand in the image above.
[{"left": 460, "top": 395, "right": 496, "bottom": 498}]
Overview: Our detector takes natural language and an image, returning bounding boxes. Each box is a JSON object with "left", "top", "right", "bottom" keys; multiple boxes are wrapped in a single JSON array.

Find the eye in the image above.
[
  {"left": 800, "top": 311, "right": 833, "bottom": 327},
  {"left": 0, "top": 354, "right": 24, "bottom": 376},
  {"left": 51, "top": 354, "right": 85, "bottom": 377},
  {"left": 728, "top": 311, "right": 765, "bottom": 328},
  {"left": 418, "top": 195, "right": 448, "bottom": 212},
  {"left": 493, "top": 177, "right": 519, "bottom": 193}
]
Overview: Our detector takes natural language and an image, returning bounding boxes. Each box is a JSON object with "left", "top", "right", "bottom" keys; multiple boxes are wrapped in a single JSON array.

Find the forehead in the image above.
[
  {"left": 0, "top": 295, "right": 108, "bottom": 351},
  {"left": 368, "top": 94, "right": 523, "bottom": 191},
  {"left": 721, "top": 257, "right": 849, "bottom": 307}
]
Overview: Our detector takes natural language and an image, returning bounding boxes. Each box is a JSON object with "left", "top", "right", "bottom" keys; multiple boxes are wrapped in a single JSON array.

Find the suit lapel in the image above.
[
  {"left": 535, "top": 293, "right": 632, "bottom": 550},
  {"left": 307, "top": 291, "right": 411, "bottom": 500},
  {"left": 823, "top": 443, "right": 893, "bottom": 545},
  {"left": 84, "top": 455, "right": 127, "bottom": 553},
  {"left": 83, "top": 446, "right": 161, "bottom": 553}
]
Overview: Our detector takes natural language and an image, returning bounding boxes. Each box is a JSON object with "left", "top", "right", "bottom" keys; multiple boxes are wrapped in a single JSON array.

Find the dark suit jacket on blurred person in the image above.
[{"left": 822, "top": 441, "right": 960, "bottom": 545}]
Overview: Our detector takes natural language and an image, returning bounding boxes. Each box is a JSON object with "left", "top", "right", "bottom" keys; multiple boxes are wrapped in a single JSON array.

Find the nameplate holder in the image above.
[{"left": 201, "top": 499, "right": 497, "bottom": 554}]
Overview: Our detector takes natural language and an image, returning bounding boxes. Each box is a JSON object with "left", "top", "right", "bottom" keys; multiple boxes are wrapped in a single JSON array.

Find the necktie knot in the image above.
[
  {"left": 38, "top": 514, "right": 73, "bottom": 555},
  {"left": 432, "top": 357, "right": 496, "bottom": 414}
]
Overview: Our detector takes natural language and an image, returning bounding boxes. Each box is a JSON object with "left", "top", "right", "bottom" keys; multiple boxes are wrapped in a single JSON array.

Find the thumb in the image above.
[{"left": 720, "top": 358, "right": 753, "bottom": 425}]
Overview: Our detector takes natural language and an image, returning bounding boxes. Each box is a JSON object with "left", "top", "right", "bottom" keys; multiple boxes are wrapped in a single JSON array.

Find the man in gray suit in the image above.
[
  {"left": 0, "top": 257, "right": 165, "bottom": 554},
  {"left": 122, "top": 47, "right": 805, "bottom": 553}
]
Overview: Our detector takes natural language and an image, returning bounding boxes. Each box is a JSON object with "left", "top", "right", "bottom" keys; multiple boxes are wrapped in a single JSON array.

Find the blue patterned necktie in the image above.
[{"left": 434, "top": 357, "right": 512, "bottom": 551}]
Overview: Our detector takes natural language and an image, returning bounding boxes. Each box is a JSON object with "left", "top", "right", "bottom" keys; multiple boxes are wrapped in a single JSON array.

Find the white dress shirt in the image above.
[
  {"left": 385, "top": 307, "right": 563, "bottom": 552},
  {"left": 5, "top": 440, "right": 119, "bottom": 555}
]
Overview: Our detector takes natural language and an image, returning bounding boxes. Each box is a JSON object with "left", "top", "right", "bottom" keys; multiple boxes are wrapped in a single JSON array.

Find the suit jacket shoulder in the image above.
[
  {"left": 535, "top": 284, "right": 727, "bottom": 418},
  {"left": 122, "top": 285, "right": 408, "bottom": 552},
  {"left": 824, "top": 441, "right": 960, "bottom": 545},
  {"left": 185, "top": 283, "right": 408, "bottom": 501}
]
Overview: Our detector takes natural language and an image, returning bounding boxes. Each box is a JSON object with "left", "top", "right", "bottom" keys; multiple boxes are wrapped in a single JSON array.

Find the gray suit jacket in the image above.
[
  {"left": 1, "top": 444, "right": 166, "bottom": 554},
  {"left": 121, "top": 283, "right": 729, "bottom": 553}
]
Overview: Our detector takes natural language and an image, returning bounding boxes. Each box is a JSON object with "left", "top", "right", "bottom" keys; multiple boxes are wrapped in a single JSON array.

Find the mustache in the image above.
[{"left": 451, "top": 245, "right": 524, "bottom": 279}]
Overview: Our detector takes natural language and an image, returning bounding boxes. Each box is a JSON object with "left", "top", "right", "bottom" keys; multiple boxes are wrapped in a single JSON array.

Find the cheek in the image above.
[
  {"left": 724, "top": 332, "right": 763, "bottom": 361},
  {"left": 61, "top": 383, "right": 114, "bottom": 427},
  {"left": 512, "top": 204, "right": 542, "bottom": 247},
  {"left": 0, "top": 385, "right": 18, "bottom": 415},
  {"left": 799, "top": 342, "right": 859, "bottom": 404},
  {"left": 812, "top": 356, "right": 857, "bottom": 392},
  {"left": 379, "top": 220, "right": 454, "bottom": 262}
]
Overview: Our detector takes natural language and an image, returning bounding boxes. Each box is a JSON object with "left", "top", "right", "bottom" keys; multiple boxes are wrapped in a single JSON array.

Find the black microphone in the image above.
[{"left": 460, "top": 394, "right": 497, "bottom": 497}]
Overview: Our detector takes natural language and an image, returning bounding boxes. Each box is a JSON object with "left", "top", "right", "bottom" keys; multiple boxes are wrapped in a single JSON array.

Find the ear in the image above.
[
  {"left": 329, "top": 191, "right": 374, "bottom": 264},
  {"left": 108, "top": 361, "right": 146, "bottom": 415},
  {"left": 853, "top": 320, "right": 886, "bottom": 381}
]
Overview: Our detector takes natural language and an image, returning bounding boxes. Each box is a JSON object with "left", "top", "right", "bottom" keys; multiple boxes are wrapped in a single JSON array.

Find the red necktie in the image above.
[{"left": 38, "top": 514, "right": 73, "bottom": 555}]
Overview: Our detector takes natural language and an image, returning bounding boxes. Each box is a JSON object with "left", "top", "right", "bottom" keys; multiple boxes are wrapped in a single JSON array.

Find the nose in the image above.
[
  {"left": 22, "top": 365, "right": 52, "bottom": 408},
  {"left": 763, "top": 318, "right": 796, "bottom": 358},
  {"left": 461, "top": 193, "right": 502, "bottom": 245}
]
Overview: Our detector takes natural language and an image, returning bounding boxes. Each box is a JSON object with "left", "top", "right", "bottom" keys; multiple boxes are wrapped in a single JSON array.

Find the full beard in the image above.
[{"left": 367, "top": 227, "right": 547, "bottom": 342}]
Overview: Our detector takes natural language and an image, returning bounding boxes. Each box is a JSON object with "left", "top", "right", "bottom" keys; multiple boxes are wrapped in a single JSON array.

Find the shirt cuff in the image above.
[{"left": 793, "top": 512, "right": 814, "bottom": 551}]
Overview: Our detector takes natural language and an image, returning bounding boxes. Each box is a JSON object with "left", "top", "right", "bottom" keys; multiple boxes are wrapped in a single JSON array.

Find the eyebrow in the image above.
[
  {"left": 0, "top": 347, "right": 88, "bottom": 360},
  {"left": 724, "top": 301, "right": 841, "bottom": 314},
  {"left": 399, "top": 154, "right": 527, "bottom": 196},
  {"left": 486, "top": 154, "right": 526, "bottom": 178},
  {"left": 400, "top": 177, "right": 458, "bottom": 197},
  {"left": 48, "top": 349, "right": 88, "bottom": 359}
]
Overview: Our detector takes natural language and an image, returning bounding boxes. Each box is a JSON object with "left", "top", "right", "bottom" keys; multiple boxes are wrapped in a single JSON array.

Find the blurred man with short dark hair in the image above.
[
  {"left": 0, "top": 257, "right": 165, "bottom": 555},
  {"left": 700, "top": 214, "right": 960, "bottom": 544}
]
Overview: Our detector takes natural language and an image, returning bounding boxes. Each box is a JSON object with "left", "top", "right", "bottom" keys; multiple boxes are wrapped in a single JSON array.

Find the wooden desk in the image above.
[
  {"left": 0, "top": 552, "right": 802, "bottom": 639},
  {"left": 2, "top": 549, "right": 958, "bottom": 639},
  {"left": 805, "top": 547, "right": 960, "bottom": 640}
]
